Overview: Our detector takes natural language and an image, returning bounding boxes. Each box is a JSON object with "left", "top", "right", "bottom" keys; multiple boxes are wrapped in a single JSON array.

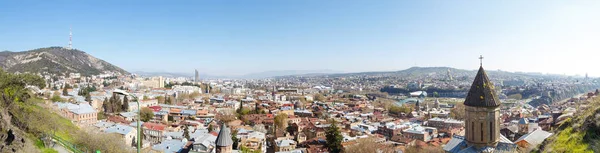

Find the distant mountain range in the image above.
[
  {"left": 134, "top": 69, "right": 342, "bottom": 79},
  {"left": 0, "top": 47, "right": 128, "bottom": 76},
  {"left": 1, "top": 47, "right": 579, "bottom": 79},
  {"left": 275, "top": 66, "right": 577, "bottom": 80},
  {"left": 136, "top": 66, "right": 579, "bottom": 80}
]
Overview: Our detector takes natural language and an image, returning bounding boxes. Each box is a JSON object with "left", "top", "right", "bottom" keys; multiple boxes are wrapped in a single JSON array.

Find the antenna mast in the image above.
[{"left": 68, "top": 26, "right": 72, "bottom": 49}]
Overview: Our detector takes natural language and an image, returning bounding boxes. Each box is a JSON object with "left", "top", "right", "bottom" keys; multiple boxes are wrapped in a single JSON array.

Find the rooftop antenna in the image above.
[{"left": 68, "top": 26, "right": 73, "bottom": 50}]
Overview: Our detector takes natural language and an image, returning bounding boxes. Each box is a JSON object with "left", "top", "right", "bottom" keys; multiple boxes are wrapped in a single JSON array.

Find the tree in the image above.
[
  {"left": 183, "top": 125, "right": 190, "bottom": 140},
  {"left": 389, "top": 105, "right": 412, "bottom": 116},
  {"left": 314, "top": 94, "right": 325, "bottom": 101},
  {"left": 208, "top": 124, "right": 214, "bottom": 132},
  {"left": 240, "top": 146, "right": 261, "bottom": 153},
  {"left": 433, "top": 92, "right": 439, "bottom": 98},
  {"left": 237, "top": 100, "right": 244, "bottom": 114},
  {"left": 286, "top": 123, "right": 299, "bottom": 136},
  {"left": 139, "top": 127, "right": 145, "bottom": 148},
  {"left": 114, "top": 95, "right": 123, "bottom": 112},
  {"left": 231, "top": 129, "right": 239, "bottom": 149},
  {"left": 274, "top": 113, "right": 288, "bottom": 133},
  {"left": 508, "top": 93, "right": 523, "bottom": 100},
  {"left": 62, "top": 87, "right": 69, "bottom": 96},
  {"left": 97, "top": 112, "right": 106, "bottom": 120},
  {"left": 216, "top": 109, "right": 237, "bottom": 123},
  {"left": 450, "top": 102, "right": 465, "bottom": 120},
  {"left": 345, "top": 137, "right": 393, "bottom": 153},
  {"left": 325, "top": 120, "right": 343, "bottom": 153},
  {"left": 122, "top": 96, "right": 130, "bottom": 111},
  {"left": 85, "top": 93, "right": 92, "bottom": 102},
  {"left": 140, "top": 107, "right": 154, "bottom": 122},
  {"left": 103, "top": 97, "right": 111, "bottom": 113},
  {"left": 51, "top": 92, "right": 64, "bottom": 102},
  {"left": 404, "top": 144, "right": 445, "bottom": 153},
  {"left": 156, "top": 96, "right": 165, "bottom": 103},
  {"left": 73, "top": 131, "right": 130, "bottom": 153},
  {"left": 165, "top": 96, "right": 172, "bottom": 104},
  {"left": 252, "top": 124, "right": 268, "bottom": 133},
  {"left": 190, "top": 91, "right": 201, "bottom": 99}
]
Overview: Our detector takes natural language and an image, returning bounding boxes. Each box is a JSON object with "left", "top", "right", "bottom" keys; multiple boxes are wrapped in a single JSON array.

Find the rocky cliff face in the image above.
[
  {"left": 0, "top": 47, "right": 128, "bottom": 76},
  {"left": 0, "top": 112, "right": 38, "bottom": 153}
]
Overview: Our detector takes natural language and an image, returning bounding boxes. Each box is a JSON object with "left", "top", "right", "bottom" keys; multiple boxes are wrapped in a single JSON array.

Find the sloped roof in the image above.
[
  {"left": 104, "top": 124, "right": 134, "bottom": 135},
  {"left": 55, "top": 102, "right": 96, "bottom": 114},
  {"left": 277, "top": 139, "right": 296, "bottom": 147},
  {"left": 518, "top": 118, "right": 529, "bottom": 124},
  {"left": 464, "top": 66, "right": 501, "bottom": 107},
  {"left": 215, "top": 124, "right": 233, "bottom": 147},
  {"left": 444, "top": 135, "right": 517, "bottom": 153},
  {"left": 143, "top": 122, "right": 166, "bottom": 131},
  {"left": 515, "top": 129, "right": 552, "bottom": 146}
]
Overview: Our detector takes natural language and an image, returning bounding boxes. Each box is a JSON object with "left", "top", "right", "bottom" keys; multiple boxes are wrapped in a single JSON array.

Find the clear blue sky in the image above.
[{"left": 1, "top": 0, "right": 599, "bottom": 76}]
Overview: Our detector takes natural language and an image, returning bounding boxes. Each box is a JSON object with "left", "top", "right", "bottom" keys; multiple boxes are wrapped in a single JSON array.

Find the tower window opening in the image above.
[{"left": 480, "top": 122, "right": 483, "bottom": 141}]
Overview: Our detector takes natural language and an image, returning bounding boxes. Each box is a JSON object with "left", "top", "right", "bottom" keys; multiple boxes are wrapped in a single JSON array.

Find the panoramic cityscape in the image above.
[{"left": 1, "top": 1, "right": 600, "bottom": 153}]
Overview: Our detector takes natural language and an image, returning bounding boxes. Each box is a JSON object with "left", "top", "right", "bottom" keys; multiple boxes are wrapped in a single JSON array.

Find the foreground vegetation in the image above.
[
  {"left": 538, "top": 96, "right": 600, "bottom": 153},
  {"left": 0, "top": 69, "right": 129, "bottom": 152}
]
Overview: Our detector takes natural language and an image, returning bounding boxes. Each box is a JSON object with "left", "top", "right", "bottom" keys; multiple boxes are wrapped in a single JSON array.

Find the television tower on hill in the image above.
[{"left": 67, "top": 27, "right": 72, "bottom": 50}]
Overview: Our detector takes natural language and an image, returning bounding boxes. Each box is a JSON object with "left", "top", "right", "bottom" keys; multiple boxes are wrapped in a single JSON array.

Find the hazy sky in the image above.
[{"left": 0, "top": 1, "right": 599, "bottom": 76}]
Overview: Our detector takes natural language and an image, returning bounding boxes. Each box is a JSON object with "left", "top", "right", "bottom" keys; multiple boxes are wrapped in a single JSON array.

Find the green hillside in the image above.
[
  {"left": 0, "top": 69, "right": 128, "bottom": 152},
  {"left": 538, "top": 97, "right": 600, "bottom": 153}
]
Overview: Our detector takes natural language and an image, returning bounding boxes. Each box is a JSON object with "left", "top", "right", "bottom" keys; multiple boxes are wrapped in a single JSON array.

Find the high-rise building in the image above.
[
  {"left": 444, "top": 63, "right": 517, "bottom": 152},
  {"left": 447, "top": 68, "right": 453, "bottom": 81},
  {"left": 586, "top": 73, "right": 589, "bottom": 80},
  {"left": 195, "top": 69, "right": 199, "bottom": 84}
]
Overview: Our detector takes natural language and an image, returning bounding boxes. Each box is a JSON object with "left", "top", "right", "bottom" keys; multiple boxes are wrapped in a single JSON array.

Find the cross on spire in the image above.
[{"left": 479, "top": 55, "right": 484, "bottom": 66}]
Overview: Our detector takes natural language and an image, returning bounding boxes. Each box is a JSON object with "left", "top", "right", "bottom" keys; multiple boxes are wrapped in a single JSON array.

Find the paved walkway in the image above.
[{"left": 51, "top": 142, "right": 71, "bottom": 153}]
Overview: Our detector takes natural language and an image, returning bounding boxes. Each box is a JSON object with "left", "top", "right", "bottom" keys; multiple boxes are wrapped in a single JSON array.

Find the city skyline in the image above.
[{"left": 1, "top": 1, "right": 599, "bottom": 76}]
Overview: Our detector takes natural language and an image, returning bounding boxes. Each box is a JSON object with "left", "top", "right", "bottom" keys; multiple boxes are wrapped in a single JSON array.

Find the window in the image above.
[
  {"left": 490, "top": 121, "right": 493, "bottom": 141},
  {"left": 480, "top": 122, "right": 483, "bottom": 141},
  {"left": 471, "top": 122, "right": 474, "bottom": 141}
]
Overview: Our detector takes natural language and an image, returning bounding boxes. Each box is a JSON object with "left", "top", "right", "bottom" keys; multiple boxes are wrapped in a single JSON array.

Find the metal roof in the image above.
[
  {"left": 514, "top": 129, "right": 552, "bottom": 146},
  {"left": 444, "top": 135, "right": 517, "bottom": 153},
  {"left": 215, "top": 124, "right": 233, "bottom": 147},
  {"left": 104, "top": 124, "right": 134, "bottom": 135}
]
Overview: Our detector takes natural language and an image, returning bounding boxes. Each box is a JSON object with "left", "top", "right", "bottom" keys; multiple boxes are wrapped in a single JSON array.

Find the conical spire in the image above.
[
  {"left": 215, "top": 124, "right": 233, "bottom": 147},
  {"left": 463, "top": 66, "right": 501, "bottom": 107}
]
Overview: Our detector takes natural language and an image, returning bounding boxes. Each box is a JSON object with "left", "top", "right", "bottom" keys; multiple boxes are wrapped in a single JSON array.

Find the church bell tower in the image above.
[{"left": 464, "top": 56, "right": 501, "bottom": 148}]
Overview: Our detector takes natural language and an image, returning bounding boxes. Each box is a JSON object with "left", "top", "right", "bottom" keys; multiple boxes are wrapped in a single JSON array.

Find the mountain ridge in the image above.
[
  {"left": 136, "top": 66, "right": 580, "bottom": 79},
  {"left": 0, "top": 47, "right": 128, "bottom": 76}
]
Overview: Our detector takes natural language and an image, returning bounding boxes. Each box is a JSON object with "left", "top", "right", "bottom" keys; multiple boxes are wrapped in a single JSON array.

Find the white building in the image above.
[{"left": 104, "top": 124, "right": 137, "bottom": 147}]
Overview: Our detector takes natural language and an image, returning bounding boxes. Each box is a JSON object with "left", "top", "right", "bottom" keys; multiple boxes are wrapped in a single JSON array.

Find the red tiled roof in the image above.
[
  {"left": 108, "top": 116, "right": 130, "bottom": 124},
  {"left": 143, "top": 122, "right": 167, "bottom": 131},
  {"left": 149, "top": 106, "right": 162, "bottom": 112}
]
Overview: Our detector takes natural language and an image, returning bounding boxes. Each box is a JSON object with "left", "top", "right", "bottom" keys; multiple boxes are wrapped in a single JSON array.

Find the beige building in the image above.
[
  {"left": 274, "top": 139, "right": 297, "bottom": 152},
  {"left": 54, "top": 102, "right": 98, "bottom": 127},
  {"left": 143, "top": 122, "right": 166, "bottom": 144},
  {"left": 139, "top": 76, "right": 165, "bottom": 88},
  {"left": 104, "top": 124, "right": 137, "bottom": 147}
]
